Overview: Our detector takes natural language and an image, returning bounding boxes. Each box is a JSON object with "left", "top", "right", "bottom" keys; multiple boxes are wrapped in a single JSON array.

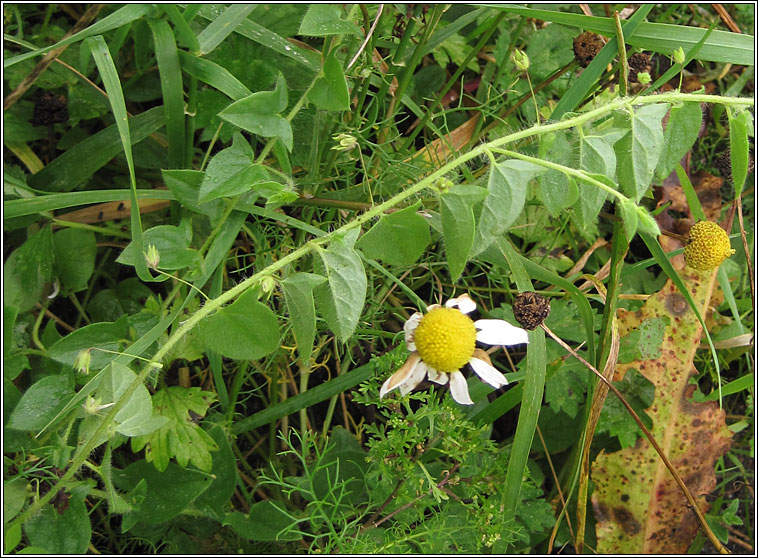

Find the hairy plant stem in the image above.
[{"left": 10, "top": 90, "right": 752, "bottom": 532}]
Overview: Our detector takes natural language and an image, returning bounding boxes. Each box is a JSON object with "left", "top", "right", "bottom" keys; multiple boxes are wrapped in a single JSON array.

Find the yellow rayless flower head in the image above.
[{"left": 684, "top": 221, "right": 735, "bottom": 271}]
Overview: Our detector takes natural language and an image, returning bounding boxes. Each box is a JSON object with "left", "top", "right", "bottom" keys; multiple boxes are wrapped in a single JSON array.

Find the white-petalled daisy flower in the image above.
[{"left": 380, "top": 294, "right": 529, "bottom": 405}]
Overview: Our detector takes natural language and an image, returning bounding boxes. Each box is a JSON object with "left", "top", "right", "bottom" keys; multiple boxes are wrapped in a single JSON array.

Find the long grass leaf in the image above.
[
  {"left": 28, "top": 107, "right": 165, "bottom": 193},
  {"left": 197, "top": 4, "right": 258, "bottom": 55},
  {"left": 177, "top": 51, "right": 252, "bottom": 100},
  {"left": 194, "top": 5, "right": 320, "bottom": 73},
  {"left": 148, "top": 19, "right": 185, "bottom": 168},
  {"left": 550, "top": 5, "right": 653, "bottom": 119},
  {"left": 498, "top": 238, "right": 547, "bottom": 547},
  {"left": 482, "top": 5, "right": 754, "bottom": 65},
  {"left": 85, "top": 36, "right": 152, "bottom": 282},
  {"left": 160, "top": 4, "right": 201, "bottom": 52},
  {"left": 4, "top": 5, "right": 150, "bottom": 68},
  {"left": 4, "top": 189, "right": 175, "bottom": 219}
]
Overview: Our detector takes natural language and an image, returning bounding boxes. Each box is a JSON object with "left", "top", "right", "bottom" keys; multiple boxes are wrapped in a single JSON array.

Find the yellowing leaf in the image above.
[{"left": 591, "top": 267, "right": 732, "bottom": 553}]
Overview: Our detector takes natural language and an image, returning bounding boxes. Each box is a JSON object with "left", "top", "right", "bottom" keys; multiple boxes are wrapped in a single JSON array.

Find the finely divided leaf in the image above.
[
  {"left": 615, "top": 104, "right": 669, "bottom": 201},
  {"left": 472, "top": 160, "right": 544, "bottom": 256},
  {"left": 314, "top": 228, "right": 367, "bottom": 342}
]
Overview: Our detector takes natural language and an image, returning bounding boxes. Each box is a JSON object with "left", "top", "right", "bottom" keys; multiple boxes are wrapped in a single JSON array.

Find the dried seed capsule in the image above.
[
  {"left": 512, "top": 292, "right": 551, "bottom": 331},
  {"left": 573, "top": 31, "right": 605, "bottom": 68},
  {"left": 31, "top": 92, "right": 68, "bottom": 126}
]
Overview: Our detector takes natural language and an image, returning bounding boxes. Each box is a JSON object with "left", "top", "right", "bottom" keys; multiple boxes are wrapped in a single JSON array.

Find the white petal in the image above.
[
  {"left": 404, "top": 312, "right": 423, "bottom": 351},
  {"left": 448, "top": 370, "right": 474, "bottom": 405},
  {"left": 427, "top": 367, "right": 449, "bottom": 385},
  {"left": 469, "top": 357, "right": 508, "bottom": 388},
  {"left": 475, "top": 319, "right": 529, "bottom": 346},
  {"left": 380, "top": 353, "right": 421, "bottom": 398},
  {"left": 445, "top": 293, "right": 476, "bottom": 315},
  {"left": 399, "top": 360, "right": 428, "bottom": 396}
]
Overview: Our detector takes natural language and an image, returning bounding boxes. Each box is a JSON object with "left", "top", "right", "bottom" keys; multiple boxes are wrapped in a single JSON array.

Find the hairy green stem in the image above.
[{"left": 10, "top": 90, "right": 753, "bottom": 531}]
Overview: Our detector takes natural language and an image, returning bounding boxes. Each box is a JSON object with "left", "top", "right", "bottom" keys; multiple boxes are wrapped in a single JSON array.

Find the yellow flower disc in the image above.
[
  {"left": 684, "top": 221, "right": 736, "bottom": 271},
  {"left": 413, "top": 307, "right": 476, "bottom": 372}
]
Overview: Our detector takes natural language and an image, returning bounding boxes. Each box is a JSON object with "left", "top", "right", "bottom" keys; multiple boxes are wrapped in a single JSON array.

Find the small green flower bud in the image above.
[
  {"left": 511, "top": 49, "right": 530, "bottom": 72},
  {"left": 331, "top": 133, "right": 358, "bottom": 152},
  {"left": 260, "top": 276, "right": 276, "bottom": 294},
  {"left": 74, "top": 349, "right": 92, "bottom": 375},
  {"left": 636, "top": 71, "right": 651, "bottom": 85},
  {"left": 144, "top": 244, "right": 160, "bottom": 270},
  {"left": 83, "top": 396, "right": 102, "bottom": 415},
  {"left": 673, "top": 46, "right": 685, "bottom": 65}
]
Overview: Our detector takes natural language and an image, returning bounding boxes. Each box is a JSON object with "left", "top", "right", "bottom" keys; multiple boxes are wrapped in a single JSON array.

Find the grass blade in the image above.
[
  {"left": 4, "top": 5, "right": 150, "bottom": 68},
  {"left": 4, "top": 189, "right": 175, "bottom": 219},
  {"left": 148, "top": 19, "right": 185, "bottom": 168},
  {"left": 85, "top": 35, "right": 152, "bottom": 282},
  {"left": 197, "top": 4, "right": 258, "bottom": 55},
  {"left": 177, "top": 51, "right": 251, "bottom": 100}
]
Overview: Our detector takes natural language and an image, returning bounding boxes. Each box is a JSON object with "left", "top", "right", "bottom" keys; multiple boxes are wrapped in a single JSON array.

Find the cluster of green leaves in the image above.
[{"left": 3, "top": 3, "right": 754, "bottom": 555}]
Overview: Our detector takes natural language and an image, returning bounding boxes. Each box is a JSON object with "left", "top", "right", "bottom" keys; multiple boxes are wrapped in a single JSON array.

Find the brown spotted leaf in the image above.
[{"left": 591, "top": 267, "right": 732, "bottom": 553}]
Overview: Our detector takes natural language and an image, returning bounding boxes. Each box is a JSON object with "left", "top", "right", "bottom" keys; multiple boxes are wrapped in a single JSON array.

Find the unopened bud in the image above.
[
  {"left": 512, "top": 49, "right": 530, "bottom": 72},
  {"left": 636, "top": 71, "right": 651, "bottom": 85},
  {"left": 260, "top": 276, "right": 275, "bottom": 294},
  {"left": 144, "top": 244, "right": 160, "bottom": 270},
  {"left": 331, "top": 133, "right": 358, "bottom": 152},
  {"left": 74, "top": 349, "right": 92, "bottom": 375},
  {"left": 673, "top": 46, "right": 685, "bottom": 65}
]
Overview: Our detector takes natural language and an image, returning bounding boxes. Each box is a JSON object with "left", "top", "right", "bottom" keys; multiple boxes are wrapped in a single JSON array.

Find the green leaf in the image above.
[
  {"left": 728, "top": 108, "right": 751, "bottom": 196},
  {"left": 440, "top": 185, "right": 488, "bottom": 280},
  {"left": 78, "top": 363, "right": 167, "bottom": 447},
  {"left": 198, "top": 132, "right": 276, "bottom": 202},
  {"left": 177, "top": 51, "right": 251, "bottom": 101},
  {"left": 655, "top": 102, "right": 702, "bottom": 181},
  {"left": 576, "top": 133, "right": 617, "bottom": 229},
  {"left": 3, "top": 225, "right": 54, "bottom": 312},
  {"left": 472, "top": 160, "right": 544, "bottom": 256},
  {"left": 116, "top": 461, "right": 213, "bottom": 525},
  {"left": 8, "top": 374, "right": 73, "bottom": 432},
  {"left": 357, "top": 202, "right": 430, "bottom": 267},
  {"left": 3, "top": 477, "right": 29, "bottom": 523},
  {"left": 24, "top": 495, "right": 91, "bottom": 554},
  {"left": 281, "top": 273, "right": 326, "bottom": 368},
  {"left": 298, "top": 5, "right": 361, "bottom": 36},
  {"left": 218, "top": 74, "right": 292, "bottom": 151},
  {"left": 4, "top": 522, "right": 21, "bottom": 554},
  {"left": 48, "top": 317, "right": 129, "bottom": 371},
  {"left": 308, "top": 50, "right": 350, "bottom": 111},
  {"left": 313, "top": 228, "right": 367, "bottom": 342},
  {"left": 544, "top": 364, "right": 587, "bottom": 419},
  {"left": 131, "top": 386, "right": 218, "bottom": 472},
  {"left": 197, "top": 4, "right": 258, "bottom": 55},
  {"left": 615, "top": 104, "right": 669, "bottom": 202},
  {"left": 194, "top": 425, "right": 237, "bottom": 517},
  {"left": 28, "top": 105, "right": 165, "bottom": 192},
  {"left": 596, "top": 368, "right": 655, "bottom": 448},
  {"left": 3, "top": 103, "right": 46, "bottom": 143},
  {"left": 618, "top": 199, "right": 639, "bottom": 243},
  {"left": 224, "top": 502, "right": 301, "bottom": 541},
  {"left": 537, "top": 131, "right": 577, "bottom": 217},
  {"left": 117, "top": 222, "right": 200, "bottom": 271},
  {"left": 197, "top": 289, "right": 281, "bottom": 361},
  {"left": 53, "top": 229, "right": 95, "bottom": 293},
  {"left": 618, "top": 317, "right": 669, "bottom": 364}
]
